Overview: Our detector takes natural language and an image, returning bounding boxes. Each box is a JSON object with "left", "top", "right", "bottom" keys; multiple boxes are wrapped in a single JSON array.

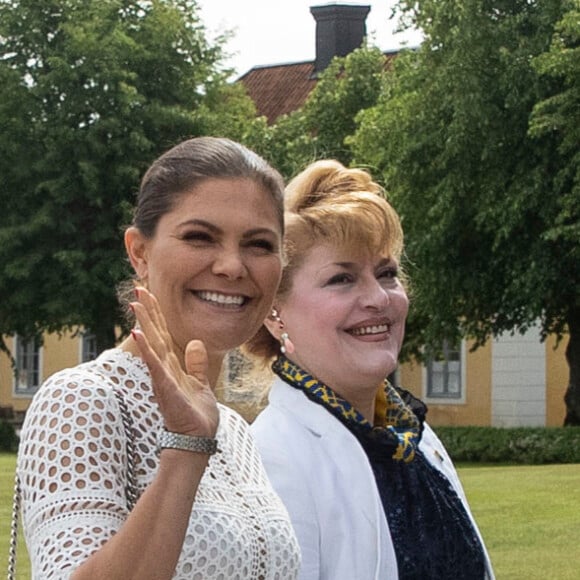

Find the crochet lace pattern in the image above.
[{"left": 17, "top": 349, "right": 300, "bottom": 579}]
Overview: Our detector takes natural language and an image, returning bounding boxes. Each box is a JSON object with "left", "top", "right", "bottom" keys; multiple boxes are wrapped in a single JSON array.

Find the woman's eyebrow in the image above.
[
  {"left": 242, "top": 227, "right": 279, "bottom": 239},
  {"left": 177, "top": 219, "right": 220, "bottom": 233}
]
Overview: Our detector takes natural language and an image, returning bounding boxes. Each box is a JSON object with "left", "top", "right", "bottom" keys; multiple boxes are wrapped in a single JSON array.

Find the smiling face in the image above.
[
  {"left": 126, "top": 177, "right": 283, "bottom": 358},
  {"left": 273, "top": 243, "right": 409, "bottom": 406}
]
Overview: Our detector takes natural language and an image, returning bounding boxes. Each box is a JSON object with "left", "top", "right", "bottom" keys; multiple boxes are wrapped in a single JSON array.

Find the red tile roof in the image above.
[
  {"left": 239, "top": 61, "right": 318, "bottom": 124},
  {"left": 239, "top": 52, "right": 399, "bottom": 124}
]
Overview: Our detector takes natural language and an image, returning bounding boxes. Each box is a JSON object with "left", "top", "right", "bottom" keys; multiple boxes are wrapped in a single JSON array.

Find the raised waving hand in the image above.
[{"left": 130, "top": 287, "right": 219, "bottom": 439}]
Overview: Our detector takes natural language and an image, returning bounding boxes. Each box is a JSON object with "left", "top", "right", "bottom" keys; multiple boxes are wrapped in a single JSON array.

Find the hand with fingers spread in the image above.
[{"left": 131, "top": 287, "right": 219, "bottom": 439}]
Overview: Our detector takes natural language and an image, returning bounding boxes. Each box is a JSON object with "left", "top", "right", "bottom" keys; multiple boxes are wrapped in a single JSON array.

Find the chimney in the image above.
[{"left": 310, "top": 4, "right": 371, "bottom": 74}]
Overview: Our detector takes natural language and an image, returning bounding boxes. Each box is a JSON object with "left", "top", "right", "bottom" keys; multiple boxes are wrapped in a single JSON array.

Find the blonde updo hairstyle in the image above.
[{"left": 245, "top": 159, "right": 404, "bottom": 364}]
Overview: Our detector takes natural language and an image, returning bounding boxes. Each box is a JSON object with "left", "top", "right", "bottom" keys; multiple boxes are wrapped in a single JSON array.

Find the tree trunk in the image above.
[{"left": 563, "top": 307, "right": 580, "bottom": 426}]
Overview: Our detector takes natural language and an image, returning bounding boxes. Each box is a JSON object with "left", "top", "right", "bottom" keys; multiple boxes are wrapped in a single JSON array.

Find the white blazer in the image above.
[{"left": 252, "top": 377, "right": 495, "bottom": 580}]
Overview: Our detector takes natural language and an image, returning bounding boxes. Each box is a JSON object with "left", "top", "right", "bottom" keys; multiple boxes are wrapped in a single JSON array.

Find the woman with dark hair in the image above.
[{"left": 16, "top": 137, "right": 300, "bottom": 579}]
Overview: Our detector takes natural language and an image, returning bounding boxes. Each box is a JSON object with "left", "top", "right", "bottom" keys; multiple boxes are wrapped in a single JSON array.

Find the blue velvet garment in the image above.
[
  {"left": 352, "top": 393, "right": 487, "bottom": 578},
  {"left": 340, "top": 396, "right": 486, "bottom": 579},
  {"left": 272, "top": 357, "right": 486, "bottom": 579},
  {"left": 368, "top": 450, "right": 486, "bottom": 579}
]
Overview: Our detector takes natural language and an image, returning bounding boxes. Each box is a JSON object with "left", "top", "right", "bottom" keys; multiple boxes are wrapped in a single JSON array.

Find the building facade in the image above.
[
  {"left": 0, "top": 327, "right": 568, "bottom": 428},
  {"left": 399, "top": 327, "right": 568, "bottom": 427}
]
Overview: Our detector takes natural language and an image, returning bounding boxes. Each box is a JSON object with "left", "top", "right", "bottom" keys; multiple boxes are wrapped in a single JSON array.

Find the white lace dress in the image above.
[{"left": 17, "top": 348, "right": 301, "bottom": 579}]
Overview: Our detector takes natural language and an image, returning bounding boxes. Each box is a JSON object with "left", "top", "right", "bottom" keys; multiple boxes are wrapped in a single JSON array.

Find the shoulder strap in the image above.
[
  {"left": 7, "top": 388, "right": 138, "bottom": 578},
  {"left": 113, "top": 388, "right": 138, "bottom": 511},
  {"left": 7, "top": 471, "right": 20, "bottom": 580}
]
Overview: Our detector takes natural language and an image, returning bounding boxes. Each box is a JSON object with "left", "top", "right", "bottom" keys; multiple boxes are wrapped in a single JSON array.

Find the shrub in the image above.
[
  {"left": 432, "top": 426, "right": 580, "bottom": 464},
  {"left": 0, "top": 420, "right": 18, "bottom": 452}
]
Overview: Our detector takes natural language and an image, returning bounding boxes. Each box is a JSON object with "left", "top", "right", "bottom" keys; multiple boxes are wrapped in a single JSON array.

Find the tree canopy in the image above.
[
  {"left": 2, "top": 0, "right": 578, "bottom": 424},
  {"left": 352, "top": 0, "right": 580, "bottom": 423},
  {"left": 0, "top": 0, "right": 260, "bottom": 351},
  {"left": 248, "top": 45, "right": 388, "bottom": 179}
]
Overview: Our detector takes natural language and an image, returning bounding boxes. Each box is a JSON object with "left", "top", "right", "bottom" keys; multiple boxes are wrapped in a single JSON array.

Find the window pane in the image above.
[
  {"left": 14, "top": 336, "right": 41, "bottom": 394},
  {"left": 447, "top": 363, "right": 461, "bottom": 395},
  {"left": 426, "top": 340, "right": 462, "bottom": 399},
  {"left": 430, "top": 370, "right": 445, "bottom": 395},
  {"left": 82, "top": 332, "right": 98, "bottom": 362}
]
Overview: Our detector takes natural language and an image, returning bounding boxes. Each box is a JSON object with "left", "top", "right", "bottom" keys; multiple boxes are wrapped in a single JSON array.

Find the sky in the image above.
[{"left": 196, "top": 0, "right": 423, "bottom": 77}]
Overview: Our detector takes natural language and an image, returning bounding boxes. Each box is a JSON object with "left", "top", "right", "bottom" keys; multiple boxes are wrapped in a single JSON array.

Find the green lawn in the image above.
[
  {"left": 1, "top": 454, "right": 579, "bottom": 579},
  {"left": 458, "top": 463, "right": 580, "bottom": 580}
]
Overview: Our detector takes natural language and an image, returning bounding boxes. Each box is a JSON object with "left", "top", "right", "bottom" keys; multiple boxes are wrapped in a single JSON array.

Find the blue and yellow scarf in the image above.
[{"left": 272, "top": 356, "right": 426, "bottom": 463}]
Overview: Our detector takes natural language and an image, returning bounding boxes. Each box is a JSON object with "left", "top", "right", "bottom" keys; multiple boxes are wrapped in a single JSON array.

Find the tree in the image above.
[
  {"left": 352, "top": 0, "right": 580, "bottom": 424},
  {"left": 0, "top": 0, "right": 260, "bottom": 352},
  {"left": 248, "top": 45, "right": 389, "bottom": 180},
  {"left": 529, "top": 0, "right": 580, "bottom": 424}
]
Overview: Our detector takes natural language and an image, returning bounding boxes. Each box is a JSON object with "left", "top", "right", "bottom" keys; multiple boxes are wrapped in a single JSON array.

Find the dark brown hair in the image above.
[{"left": 134, "top": 136, "right": 285, "bottom": 237}]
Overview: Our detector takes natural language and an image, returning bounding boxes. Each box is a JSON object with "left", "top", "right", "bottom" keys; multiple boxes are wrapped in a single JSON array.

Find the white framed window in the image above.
[
  {"left": 424, "top": 339, "right": 465, "bottom": 402},
  {"left": 81, "top": 331, "right": 98, "bottom": 362},
  {"left": 13, "top": 335, "right": 42, "bottom": 395}
]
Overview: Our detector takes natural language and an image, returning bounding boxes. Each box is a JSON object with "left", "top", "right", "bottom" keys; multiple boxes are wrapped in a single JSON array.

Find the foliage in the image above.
[
  {"left": 0, "top": 0, "right": 260, "bottom": 352},
  {"left": 252, "top": 45, "right": 389, "bottom": 180},
  {"left": 300, "top": 45, "right": 388, "bottom": 166},
  {"left": 244, "top": 108, "right": 315, "bottom": 182},
  {"left": 434, "top": 426, "right": 580, "bottom": 464},
  {"left": 0, "top": 421, "right": 18, "bottom": 452},
  {"left": 527, "top": 2, "right": 580, "bottom": 424},
  {"left": 352, "top": 0, "right": 580, "bottom": 423},
  {"left": 530, "top": 1, "right": 580, "bottom": 239}
]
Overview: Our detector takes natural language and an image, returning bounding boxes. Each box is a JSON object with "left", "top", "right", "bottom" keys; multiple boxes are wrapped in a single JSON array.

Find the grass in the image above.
[
  {"left": 1, "top": 454, "right": 579, "bottom": 579},
  {"left": 458, "top": 463, "right": 580, "bottom": 579}
]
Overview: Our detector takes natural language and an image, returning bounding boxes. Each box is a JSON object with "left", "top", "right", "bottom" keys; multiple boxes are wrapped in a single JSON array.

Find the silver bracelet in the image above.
[{"left": 157, "top": 430, "right": 218, "bottom": 455}]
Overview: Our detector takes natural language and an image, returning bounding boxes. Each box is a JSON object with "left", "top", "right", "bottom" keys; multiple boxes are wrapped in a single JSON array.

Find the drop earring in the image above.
[
  {"left": 280, "top": 332, "right": 295, "bottom": 355},
  {"left": 271, "top": 308, "right": 295, "bottom": 355}
]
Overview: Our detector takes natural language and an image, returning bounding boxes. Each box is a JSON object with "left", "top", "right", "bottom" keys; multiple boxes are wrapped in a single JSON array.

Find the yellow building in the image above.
[
  {"left": 0, "top": 324, "right": 569, "bottom": 428},
  {"left": 0, "top": 330, "right": 96, "bottom": 422},
  {"left": 399, "top": 326, "right": 568, "bottom": 427}
]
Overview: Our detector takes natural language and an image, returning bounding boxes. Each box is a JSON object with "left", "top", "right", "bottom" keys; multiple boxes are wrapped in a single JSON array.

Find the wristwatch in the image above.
[{"left": 157, "top": 430, "right": 218, "bottom": 455}]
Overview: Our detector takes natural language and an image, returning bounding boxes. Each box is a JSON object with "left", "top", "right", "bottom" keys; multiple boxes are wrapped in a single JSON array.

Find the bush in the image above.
[
  {"left": 0, "top": 420, "right": 18, "bottom": 452},
  {"left": 432, "top": 426, "right": 580, "bottom": 464}
]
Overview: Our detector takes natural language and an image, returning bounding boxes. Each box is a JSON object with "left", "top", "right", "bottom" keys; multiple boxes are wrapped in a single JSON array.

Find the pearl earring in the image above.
[
  {"left": 271, "top": 309, "right": 295, "bottom": 355},
  {"left": 280, "top": 332, "right": 295, "bottom": 355}
]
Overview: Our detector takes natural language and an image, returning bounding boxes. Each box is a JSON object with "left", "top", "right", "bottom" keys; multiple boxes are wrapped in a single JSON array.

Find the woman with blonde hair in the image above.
[{"left": 247, "top": 160, "right": 494, "bottom": 579}]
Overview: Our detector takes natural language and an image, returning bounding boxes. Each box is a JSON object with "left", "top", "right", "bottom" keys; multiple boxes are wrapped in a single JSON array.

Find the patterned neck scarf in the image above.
[{"left": 272, "top": 356, "right": 426, "bottom": 463}]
